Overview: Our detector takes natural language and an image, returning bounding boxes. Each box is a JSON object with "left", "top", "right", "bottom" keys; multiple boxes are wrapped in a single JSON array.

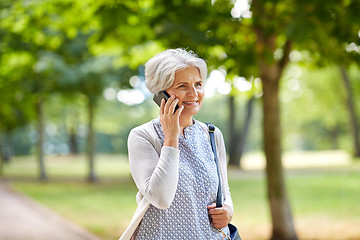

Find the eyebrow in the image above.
[
  {"left": 175, "top": 79, "right": 203, "bottom": 86},
  {"left": 175, "top": 82, "right": 188, "bottom": 86}
]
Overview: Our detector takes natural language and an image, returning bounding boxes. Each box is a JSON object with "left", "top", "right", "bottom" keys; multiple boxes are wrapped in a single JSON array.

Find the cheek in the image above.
[
  {"left": 198, "top": 90, "right": 205, "bottom": 102},
  {"left": 177, "top": 94, "right": 187, "bottom": 103},
  {"left": 166, "top": 89, "right": 184, "bottom": 100}
]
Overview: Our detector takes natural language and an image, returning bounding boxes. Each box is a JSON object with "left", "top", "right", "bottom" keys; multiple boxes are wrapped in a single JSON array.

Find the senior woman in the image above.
[{"left": 120, "top": 48, "right": 234, "bottom": 240}]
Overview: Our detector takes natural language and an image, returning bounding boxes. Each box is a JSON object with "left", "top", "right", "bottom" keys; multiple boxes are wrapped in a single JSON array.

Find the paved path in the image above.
[{"left": 0, "top": 181, "right": 101, "bottom": 240}]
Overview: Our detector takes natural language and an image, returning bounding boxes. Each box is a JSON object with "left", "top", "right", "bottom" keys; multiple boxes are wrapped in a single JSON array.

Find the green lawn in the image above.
[
  {"left": 1, "top": 154, "right": 131, "bottom": 179},
  {"left": 11, "top": 181, "right": 138, "bottom": 239},
  {"left": 2, "top": 151, "right": 360, "bottom": 240}
]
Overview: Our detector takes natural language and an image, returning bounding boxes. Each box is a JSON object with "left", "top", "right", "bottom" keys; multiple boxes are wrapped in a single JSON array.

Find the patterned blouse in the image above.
[{"left": 134, "top": 119, "right": 230, "bottom": 239}]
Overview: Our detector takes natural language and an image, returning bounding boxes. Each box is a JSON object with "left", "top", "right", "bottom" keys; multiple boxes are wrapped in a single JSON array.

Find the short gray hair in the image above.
[{"left": 145, "top": 48, "right": 207, "bottom": 94}]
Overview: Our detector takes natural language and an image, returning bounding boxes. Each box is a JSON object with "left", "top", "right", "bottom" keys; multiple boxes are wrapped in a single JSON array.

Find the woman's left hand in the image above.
[{"left": 207, "top": 203, "right": 233, "bottom": 229}]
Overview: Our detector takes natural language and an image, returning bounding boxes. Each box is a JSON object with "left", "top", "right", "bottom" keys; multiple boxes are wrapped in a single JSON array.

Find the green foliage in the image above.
[
  {"left": 1, "top": 0, "right": 359, "bottom": 157},
  {"left": 281, "top": 64, "right": 358, "bottom": 151},
  {"left": 196, "top": 94, "right": 263, "bottom": 152}
]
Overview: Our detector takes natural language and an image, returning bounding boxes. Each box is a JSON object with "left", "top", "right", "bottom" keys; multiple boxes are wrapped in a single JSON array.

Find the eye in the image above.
[
  {"left": 195, "top": 81, "right": 203, "bottom": 87},
  {"left": 177, "top": 84, "right": 185, "bottom": 88}
]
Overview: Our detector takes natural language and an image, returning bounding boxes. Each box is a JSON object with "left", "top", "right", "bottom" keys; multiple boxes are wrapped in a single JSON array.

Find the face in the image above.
[{"left": 166, "top": 66, "right": 204, "bottom": 118}]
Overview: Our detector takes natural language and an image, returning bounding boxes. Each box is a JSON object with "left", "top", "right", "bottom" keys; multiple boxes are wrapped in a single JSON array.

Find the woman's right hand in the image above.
[{"left": 160, "top": 95, "right": 184, "bottom": 149}]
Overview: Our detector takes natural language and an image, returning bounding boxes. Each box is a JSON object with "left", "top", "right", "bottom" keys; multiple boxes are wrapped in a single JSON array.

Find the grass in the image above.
[
  {"left": 288, "top": 170, "right": 360, "bottom": 219},
  {"left": 10, "top": 181, "right": 138, "bottom": 239},
  {"left": 2, "top": 151, "right": 360, "bottom": 240},
  {"left": 1, "top": 154, "right": 131, "bottom": 179},
  {"left": 227, "top": 168, "right": 360, "bottom": 240}
]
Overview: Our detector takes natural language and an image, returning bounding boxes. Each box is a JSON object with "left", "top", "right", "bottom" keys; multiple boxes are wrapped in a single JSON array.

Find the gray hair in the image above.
[{"left": 145, "top": 48, "right": 207, "bottom": 94}]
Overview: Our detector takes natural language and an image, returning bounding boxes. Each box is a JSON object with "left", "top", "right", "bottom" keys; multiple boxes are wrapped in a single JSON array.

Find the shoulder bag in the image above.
[{"left": 207, "top": 123, "right": 242, "bottom": 240}]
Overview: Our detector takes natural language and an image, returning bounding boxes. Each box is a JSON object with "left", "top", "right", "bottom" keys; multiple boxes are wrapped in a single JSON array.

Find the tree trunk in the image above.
[
  {"left": 253, "top": 5, "right": 297, "bottom": 234},
  {"left": 0, "top": 132, "right": 11, "bottom": 176},
  {"left": 66, "top": 108, "right": 79, "bottom": 155},
  {"left": 7, "top": 132, "right": 14, "bottom": 162},
  {"left": 228, "top": 94, "right": 239, "bottom": 166},
  {"left": 236, "top": 96, "right": 254, "bottom": 165},
  {"left": 69, "top": 125, "right": 78, "bottom": 154},
  {"left": 228, "top": 95, "right": 255, "bottom": 168},
  {"left": 261, "top": 64, "right": 297, "bottom": 240},
  {"left": 329, "top": 126, "right": 339, "bottom": 150},
  {"left": 339, "top": 66, "right": 360, "bottom": 157},
  {"left": 87, "top": 97, "right": 97, "bottom": 182},
  {"left": 1, "top": 132, "right": 12, "bottom": 163},
  {"left": 0, "top": 132, "right": 3, "bottom": 176},
  {"left": 36, "top": 97, "right": 47, "bottom": 181}
]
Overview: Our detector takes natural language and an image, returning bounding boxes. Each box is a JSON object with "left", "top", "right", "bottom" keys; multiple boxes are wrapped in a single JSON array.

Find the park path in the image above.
[{"left": 0, "top": 181, "right": 101, "bottom": 240}]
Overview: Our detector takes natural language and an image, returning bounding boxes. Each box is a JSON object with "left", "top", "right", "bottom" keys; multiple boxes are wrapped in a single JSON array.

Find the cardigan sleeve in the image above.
[
  {"left": 215, "top": 127, "right": 234, "bottom": 212},
  {"left": 128, "top": 126, "right": 180, "bottom": 209}
]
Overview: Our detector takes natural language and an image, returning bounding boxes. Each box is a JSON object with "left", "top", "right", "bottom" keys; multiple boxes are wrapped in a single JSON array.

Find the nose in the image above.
[{"left": 187, "top": 85, "right": 198, "bottom": 97}]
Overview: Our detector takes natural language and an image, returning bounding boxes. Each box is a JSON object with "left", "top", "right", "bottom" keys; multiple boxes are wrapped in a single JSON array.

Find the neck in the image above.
[{"left": 179, "top": 115, "right": 194, "bottom": 134}]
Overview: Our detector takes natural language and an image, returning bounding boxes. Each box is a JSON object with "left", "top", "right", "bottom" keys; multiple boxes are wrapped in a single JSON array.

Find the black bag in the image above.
[
  {"left": 207, "top": 123, "right": 242, "bottom": 240},
  {"left": 228, "top": 223, "right": 241, "bottom": 240}
]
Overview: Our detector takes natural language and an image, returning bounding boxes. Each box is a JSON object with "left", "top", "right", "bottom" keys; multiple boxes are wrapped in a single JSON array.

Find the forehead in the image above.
[{"left": 174, "top": 66, "right": 201, "bottom": 82}]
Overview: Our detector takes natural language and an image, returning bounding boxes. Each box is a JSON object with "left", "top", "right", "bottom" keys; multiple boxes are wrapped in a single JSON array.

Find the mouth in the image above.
[{"left": 182, "top": 100, "right": 199, "bottom": 106}]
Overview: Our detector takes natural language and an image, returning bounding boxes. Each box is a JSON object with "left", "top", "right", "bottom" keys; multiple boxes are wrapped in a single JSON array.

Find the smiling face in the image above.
[{"left": 166, "top": 66, "right": 204, "bottom": 120}]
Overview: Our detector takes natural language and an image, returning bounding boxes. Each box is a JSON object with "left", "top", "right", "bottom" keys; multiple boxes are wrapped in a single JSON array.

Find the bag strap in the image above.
[{"left": 206, "top": 123, "right": 223, "bottom": 208}]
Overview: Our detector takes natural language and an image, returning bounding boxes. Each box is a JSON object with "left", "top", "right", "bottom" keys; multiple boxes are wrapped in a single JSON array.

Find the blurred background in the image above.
[{"left": 0, "top": 0, "right": 360, "bottom": 240}]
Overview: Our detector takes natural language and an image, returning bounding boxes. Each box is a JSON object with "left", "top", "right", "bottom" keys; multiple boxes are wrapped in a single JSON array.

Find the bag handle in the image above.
[
  {"left": 208, "top": 123, "right": 241, "bottom": 240},
  {"left": 206, "top": 123, "right": 223, "bottom": 208}
]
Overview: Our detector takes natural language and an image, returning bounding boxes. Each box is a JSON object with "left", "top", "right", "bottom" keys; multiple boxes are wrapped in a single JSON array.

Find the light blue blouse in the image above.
[{"left": 134, "top": 119, "right": 229, "bottom": 239}]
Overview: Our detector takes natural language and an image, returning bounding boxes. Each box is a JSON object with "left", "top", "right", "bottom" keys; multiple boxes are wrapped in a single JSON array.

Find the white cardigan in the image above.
[{"left": 119, "top": 119, "right": 233, "bottom": 240}]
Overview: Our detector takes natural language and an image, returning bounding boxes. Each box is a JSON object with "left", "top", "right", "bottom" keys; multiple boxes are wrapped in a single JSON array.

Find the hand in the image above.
[
  {"left": 160, "top": 95, "right": 184, "bottom": 149},
  {"left": 207, "top": 203, "right": 233, "bottom": 229}
]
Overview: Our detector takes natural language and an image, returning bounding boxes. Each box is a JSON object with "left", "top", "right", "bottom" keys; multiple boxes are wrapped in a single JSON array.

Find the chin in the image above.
[{"left": 182, "top": 108, "right": 200, "bottom": 117}]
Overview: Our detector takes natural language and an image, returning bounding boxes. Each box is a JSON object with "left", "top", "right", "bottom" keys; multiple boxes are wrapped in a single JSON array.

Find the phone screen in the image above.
[{"left": 153, "top": 91, "right": 180, "bottom": 112}]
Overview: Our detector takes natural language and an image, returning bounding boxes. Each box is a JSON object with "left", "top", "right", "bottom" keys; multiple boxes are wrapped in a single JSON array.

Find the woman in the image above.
[{"left": 120, "top": 48, "right": 233, "bottom": 240}]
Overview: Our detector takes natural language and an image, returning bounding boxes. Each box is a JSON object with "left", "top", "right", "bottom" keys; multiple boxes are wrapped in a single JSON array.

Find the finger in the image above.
[
  {"left": 210, "top": 216, "right": 227, "bottom": 228},
  {"left": 163, "top": 95, "right": 175, "bottom": 114},
  {"left": 208, "top": 207, "right": 225, "bottom": 215},
  {"left": 207, "top": 203, "right": 216, "bottom": 209},
  {"left": 211, "top": 216, "right": 228, "bottom": 225},
  {"left": 210, "top": 213, "right": 226, "bottom": 220},
  {"left": 174, "top": 102, "right": 183, "bottom": 116},
  {"left": 213, "top": 222, "right": 227, "bottom": 229},
  {"left": 160, "top": 98, "right": 165, "bottom": 115},
  {"left": 170, "top": 98, "right": 180, "bottom": 112}
]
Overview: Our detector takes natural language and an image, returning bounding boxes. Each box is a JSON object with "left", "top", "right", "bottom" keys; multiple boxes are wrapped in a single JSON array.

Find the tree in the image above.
[
  {"left": 228, "top": 86, "right": 259, "bottom": 167},
  {"left": 1, "top": 0, "right": 137, "bottom": 181},
  {"left": 94, "top": 0, "right": 297, "bottom": 238},
  {"left": 281, "top": 62, "right": 360, "bottom": 153},
  {"left": 307, "top": 1, "right": 360, "bottom": 157},
  {"left": 126, "top": 0, "right": 296, "bottom": 238},
  {"left": 340, "top": 66, "right": 360, "bottom": 157},
  {"left": 36, "top": 43, "right": 133, "bottom": 182},
  {"left": 0, "top": 0, "right": 74, "bottom": 180},
  {"left": 280, "top": 0, "right": 360, "bottom": 157},
  {"left": 143, "top": 0, "right": 359, "bottom": 239},
  {"left": 248, "top": 1, "right": 360, "bottom": 238},
  {"left": 0, "top": 1, "right": 36, "bottom": 172}
]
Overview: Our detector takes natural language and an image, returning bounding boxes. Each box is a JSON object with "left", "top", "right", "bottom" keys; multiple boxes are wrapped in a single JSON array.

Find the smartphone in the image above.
[{"left": 153, "top": 91, "right": 180, "bottom": 112}]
